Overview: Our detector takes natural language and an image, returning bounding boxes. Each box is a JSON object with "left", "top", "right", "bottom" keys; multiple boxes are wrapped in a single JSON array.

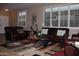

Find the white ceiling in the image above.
[
  {"left": 4, "top": 3, "right": 61, "bottom": 10},
  {"left": 0, "top": 3, "right": 77, "bottom": 10}
]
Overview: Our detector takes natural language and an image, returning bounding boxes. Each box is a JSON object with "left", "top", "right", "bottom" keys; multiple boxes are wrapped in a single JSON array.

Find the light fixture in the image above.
[{"left": 4, "top": 8, "right": 8, "bottom": 11}]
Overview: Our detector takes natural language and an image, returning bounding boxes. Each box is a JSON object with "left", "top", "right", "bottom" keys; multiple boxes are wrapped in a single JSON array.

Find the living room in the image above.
[{"left": 0, "top": 3, "right": 79, "bottom": 56}]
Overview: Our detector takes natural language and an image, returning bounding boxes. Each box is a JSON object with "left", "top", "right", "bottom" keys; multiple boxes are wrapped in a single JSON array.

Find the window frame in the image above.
[
  {"left": 43, "top": 4, "right": 79, "bottom": 29},
  {"left": 17, "top": 10, "right": 27, "bottom": 27}
]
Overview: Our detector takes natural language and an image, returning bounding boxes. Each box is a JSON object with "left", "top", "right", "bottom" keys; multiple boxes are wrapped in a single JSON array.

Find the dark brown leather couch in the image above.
[
  {"left": 34, "top": 27, "right": 69, "bottom": 48},
  {"left": 43, "top": 27, "right": 69, "bottom": 43},
  {"left": 4, "top": 27, "right": 30, "bottom": 43}
]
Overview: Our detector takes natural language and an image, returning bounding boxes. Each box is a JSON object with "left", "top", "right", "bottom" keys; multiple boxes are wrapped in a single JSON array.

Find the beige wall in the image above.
[{"left": 26, "top": 6, "right": 44, "bottom": 31}]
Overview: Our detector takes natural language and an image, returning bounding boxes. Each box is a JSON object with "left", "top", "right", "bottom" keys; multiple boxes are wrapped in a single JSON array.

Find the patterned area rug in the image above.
[
  {"left": 2, "top": 43, "right": 34, "bottom": 52},
  {"left": 1, "top": 43, "right": 64, "bottom": 56}
]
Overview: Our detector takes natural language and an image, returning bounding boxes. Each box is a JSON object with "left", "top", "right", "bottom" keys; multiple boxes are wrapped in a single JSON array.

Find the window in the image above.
[
  {"left": 52, "top": 11, "right": 59, "bottom": 27},
  {"left": 18, "top": 10, "right": 27, "bottom": 27},
  {"left": 45, "top": 12, "right": 50, "bottom": 26},
  {"left": 52, "top": 8, "right": 59, "bottom": 27},
  {"left": 60, "top": 11, "right": 68, "bottom": 27},
  {"left": 44, "top": 4, "right": 79, "bottom": 28},
  {"left": 70, "top": 9, "right": 79, "bottom": 27},
  {"left": 44, "top": 8, "right": 51, "bottom": 26}
]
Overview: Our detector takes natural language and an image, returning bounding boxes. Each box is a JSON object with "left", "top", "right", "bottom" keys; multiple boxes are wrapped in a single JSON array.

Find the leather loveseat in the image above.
[{"left": 4, "top": 27, "right": 30, "bottom": 43}]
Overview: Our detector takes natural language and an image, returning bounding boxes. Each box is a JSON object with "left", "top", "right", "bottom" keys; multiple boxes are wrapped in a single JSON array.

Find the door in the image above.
[{"left": 0, "top": 16, "right": 9, "bottom": 34}]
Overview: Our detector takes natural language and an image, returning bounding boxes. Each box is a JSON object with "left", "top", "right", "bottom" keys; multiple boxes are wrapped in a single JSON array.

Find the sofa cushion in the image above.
[
  {"left": 41, "top": 29, "right": 48, "bottom": 35},
  {"left": 17, "top": 29, "right": 24, "bottom": 34},
  {"left": 57, "top": 30, "right": 66, "bottom": 36}
]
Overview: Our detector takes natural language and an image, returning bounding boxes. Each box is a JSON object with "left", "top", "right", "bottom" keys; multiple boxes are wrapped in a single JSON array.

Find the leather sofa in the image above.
[
  {"left": 4, "top": 27, "right": 30, "bottom": 43},
  {"left": 43, "top": 27, "right": 69, "bottom": 43},
  {"left": 34, "top": 27, "right": 69, "bottom": 48}
]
